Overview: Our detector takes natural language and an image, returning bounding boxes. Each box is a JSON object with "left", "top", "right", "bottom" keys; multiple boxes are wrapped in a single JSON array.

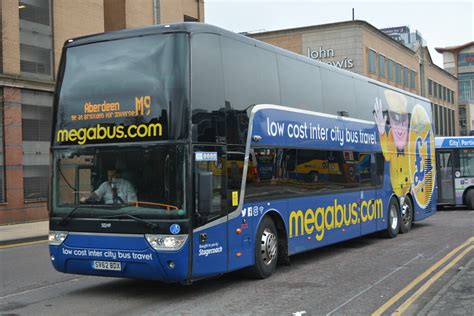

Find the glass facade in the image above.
[
  {"left": 459, "top": 53, "right": 474, "bottom": 67},
  {"left": 19, "top": 0, "right": 53, "bottom": 79},
  {"left": 22, "top": 89, "right": 53, "bottom": 202},
  {"left": 459, "top": 73, "right": 474, "bottom": 102}
]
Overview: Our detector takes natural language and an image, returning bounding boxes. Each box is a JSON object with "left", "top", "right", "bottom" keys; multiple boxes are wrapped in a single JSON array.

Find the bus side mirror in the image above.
[{"left": 198, "top": 171, "right": 213, "bottom": 216}]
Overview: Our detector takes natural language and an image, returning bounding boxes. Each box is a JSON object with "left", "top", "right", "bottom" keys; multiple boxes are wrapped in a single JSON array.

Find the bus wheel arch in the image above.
[
  {"left": 266, "top": 211, "right": 289, "bottom": 266},
  {"left": 400, "top": 194, "right": 414, "bottom": 234}
]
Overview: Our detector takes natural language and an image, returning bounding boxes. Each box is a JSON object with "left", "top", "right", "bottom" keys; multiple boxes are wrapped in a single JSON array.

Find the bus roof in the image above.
[
  {"left": 435, "top": 136, "right": 474, "bottom": 149},
  {"left": 64, "top": 22, "right": 430, "bottom": 105}
]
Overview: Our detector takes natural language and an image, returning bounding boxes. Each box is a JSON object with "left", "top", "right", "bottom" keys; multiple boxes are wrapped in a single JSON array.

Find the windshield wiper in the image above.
[
  {"left": 58, "top": 204, "right": 115, "bottom": 226},
  {"left": 102, "top": 213, "right": 158, "bottom": 228}
]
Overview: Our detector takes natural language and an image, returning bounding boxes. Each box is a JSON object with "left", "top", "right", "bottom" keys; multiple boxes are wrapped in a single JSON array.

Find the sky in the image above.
[{"left": 204, "top": 0, "right": 473, "bottom": 68}]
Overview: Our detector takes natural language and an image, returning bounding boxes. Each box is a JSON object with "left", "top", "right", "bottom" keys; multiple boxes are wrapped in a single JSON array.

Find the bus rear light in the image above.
[
  {"left": 49, "top": 231, "right": 68, "bottom": 245},
  {"left": 145, "top": 234, "right": 187, "bottom": 251}
]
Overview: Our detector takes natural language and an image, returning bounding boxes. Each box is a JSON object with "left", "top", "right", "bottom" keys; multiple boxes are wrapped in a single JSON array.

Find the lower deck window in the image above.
[{"left": 245, "top": 148, "right": 383, "bottom": 200}]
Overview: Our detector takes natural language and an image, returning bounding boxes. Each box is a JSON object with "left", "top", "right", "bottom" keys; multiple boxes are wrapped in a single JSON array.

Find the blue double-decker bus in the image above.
[
  {"left": 435, "top": 136, "right": 474, "bottom": 208},
  {"left": 49, "top": 23, "right": 436, "bottom": 283}
]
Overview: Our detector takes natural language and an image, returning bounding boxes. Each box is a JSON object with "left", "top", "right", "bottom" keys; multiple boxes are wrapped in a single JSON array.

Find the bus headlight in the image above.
[
  {"left": 145, "top": 234, "right": 188, "bottom": 251},
  {"left": 48, "top": 231, "right": 68, "bottom": 245}
]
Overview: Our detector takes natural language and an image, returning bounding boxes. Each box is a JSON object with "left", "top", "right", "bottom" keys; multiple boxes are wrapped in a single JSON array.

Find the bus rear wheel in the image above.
[
  {"left": 249, "top": 216, "right": 278, "bottom": 279},
  {"left": 400, "top": 197, "right": 413, "bottom": 234},
  {"left": 384, "top": 198, "right": 400, "bottom": 238},
  {"left": 466, "top": 190, "right": 474, "bottom": 209}
]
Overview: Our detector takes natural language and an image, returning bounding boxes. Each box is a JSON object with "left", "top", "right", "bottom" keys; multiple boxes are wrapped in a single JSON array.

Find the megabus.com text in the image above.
[
  {"left": 56, "top": 123, "right": 163, "bottom": 145},
  {"left": 289, "top": 198, "right": 384, "bottom": 241}
]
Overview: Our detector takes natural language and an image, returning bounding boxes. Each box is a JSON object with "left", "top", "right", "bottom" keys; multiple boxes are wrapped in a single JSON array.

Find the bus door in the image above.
[
  {"left": 359, "top": 153, "right": 379, "bottom": 235},
  {"left": 192, "top": 146, "right": 228, "bottom": 278},
  {"left": 436, "top": 150, "right": 455, "bottom": 204}
]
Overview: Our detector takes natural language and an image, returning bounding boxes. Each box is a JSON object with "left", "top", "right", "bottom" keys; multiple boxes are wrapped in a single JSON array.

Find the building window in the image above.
[
  {"left": 447, "top": 109, "right": 452, "bottom": 136},
  {"left": 443, "top": 107, "right": 447, "bottom": 136},
  {"left": 447, "top": 89, "right": 451, "bottom": 103},
  {"left": 443, "top": 86, "right": 447, "bottom": 101},
  {"left": 395, "top": 63, "right": 402, "bottom": 83},
  {"left": 434, "top": 82, "right": 438, "bottom": 98},
  {"left": 22, "top": 89, "right": 53, "bottom": 202},
  {"left": 19, "top": 0, "right": 53, "bottom": 79},
  {"left": 184, "top": 15, "right": 198, "bottom": 22},
  {"left": 403, "top": 67, "right": 409, "bottom": 87},
  {"left": 428, "top": 79, "right": 432, "bottom": 95},
  {"left": 410, "top": 70, "right": 416, "bottom": 89},
  {"left": 378, "top": 54, "right": 385, "bottom": 77},
  {"left": 438, "top": 84, "right": 442, "bottom": 101},
  {"left": 459, "top": 53, "right": 474, "bottom": 67},
  {"left": 459, "top": 73, "right": 474, "bottom": 102},
  {"left": 434, "top": 104, "right": 439, "bottom": 135},
  {"left": 451, "top": 91, "right": 455, "bottom": 104},
  {"left": 368, "top": 49, "right": 376, "bottom": 73},
  {"left": 459, "top": 105, "right": 467, "bottom": 135},
  {"left": 387, "top": 60, "right": 393, "bottom": 80},
  {"left": 451, "top": 109, "right": 455, "bottom": 135}
]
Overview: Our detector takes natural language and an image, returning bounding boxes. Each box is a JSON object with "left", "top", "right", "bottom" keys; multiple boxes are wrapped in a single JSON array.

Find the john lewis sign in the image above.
[{"left": 307, "top": 47, "right": 354, "bottom": 69}]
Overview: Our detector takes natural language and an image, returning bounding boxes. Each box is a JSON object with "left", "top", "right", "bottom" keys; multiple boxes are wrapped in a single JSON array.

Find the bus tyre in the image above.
[
  {"left": 400, "top": 197, "right": 413, "bottom": 234},
  {"left": 250, "top": 216, "right": 278, "bottom": 279},
  {"left": 384, "top": 198, "right": 400, "bottom": 238},
  {"left": 466, "top": 190, "right": 474, "bottom": 210}
]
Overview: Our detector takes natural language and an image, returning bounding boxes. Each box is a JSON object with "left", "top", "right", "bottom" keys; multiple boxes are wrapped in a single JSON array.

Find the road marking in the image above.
[
  {"left": 393, "top": 245, "right": 474, "bottom": 315},
  {"left": 372, "top": 236, "right": 474, "bottom": 316},
  {"left": 0, "top": 277, "right": 80, "bottom": 300},
  {"left": 0, "top": 239, "right": 48, "bottom": 249},
  {"left": 326, "top": 254, "right": 422, "bottom": 316}
]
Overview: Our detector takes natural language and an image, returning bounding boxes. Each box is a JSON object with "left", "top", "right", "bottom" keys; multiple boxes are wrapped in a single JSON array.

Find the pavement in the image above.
[
  {"left": 0, "top": 220, "right": 472, "bottom": 315},
  {"left": 0, "top": 220, "right": 49, "bottom": 246}
]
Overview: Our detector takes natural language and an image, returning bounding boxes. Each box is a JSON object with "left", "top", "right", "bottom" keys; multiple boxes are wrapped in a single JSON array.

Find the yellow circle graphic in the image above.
[{"left": 408, "top": 105, "right": 436, "bottom": 208}]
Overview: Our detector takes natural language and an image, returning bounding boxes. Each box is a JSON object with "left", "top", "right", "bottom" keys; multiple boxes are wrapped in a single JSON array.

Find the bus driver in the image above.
[{"left": 81, "top": 169, "right": 137, "bottom": 204}]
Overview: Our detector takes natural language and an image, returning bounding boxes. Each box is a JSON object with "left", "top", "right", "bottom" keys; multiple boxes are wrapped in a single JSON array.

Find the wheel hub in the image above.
[
  {"left": 390, "top": 204, "right": 398, "bottom": 230},
  {"left": 260, "top": 228, "right": 277, "bottom": 266}
]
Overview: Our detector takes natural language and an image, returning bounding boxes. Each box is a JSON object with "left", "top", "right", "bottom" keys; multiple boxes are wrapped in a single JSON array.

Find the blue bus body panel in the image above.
[{"left": 49, "top": 234, "right": 189, "bottom": 282}]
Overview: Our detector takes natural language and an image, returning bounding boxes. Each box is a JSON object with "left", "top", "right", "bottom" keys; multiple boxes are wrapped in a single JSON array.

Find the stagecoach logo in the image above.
[{"left": 408, "top": 105, "right": 436, "bottom": 208}]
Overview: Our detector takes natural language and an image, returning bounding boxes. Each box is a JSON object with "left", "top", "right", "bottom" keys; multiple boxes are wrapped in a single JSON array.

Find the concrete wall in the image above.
[
  {"left": 125, "top": 0, "right": 154, "bottom": 29},
  {"left": 53, "top": 0, "right": 104, "bottom": 78},
  {"left": 1, "top": 0, "right": 20, "bottom": 75}
]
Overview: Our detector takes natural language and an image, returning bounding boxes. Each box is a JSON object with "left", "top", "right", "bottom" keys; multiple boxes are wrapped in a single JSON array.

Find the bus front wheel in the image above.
[
  {"left": 249, "top": 216, "right": 278, "bottom": 279},
  {"left": 384, "top": 198, "right": 400, "bottom": 238},
  {"left": 400, "top": 197, "right": 413, "bottom": 234}
]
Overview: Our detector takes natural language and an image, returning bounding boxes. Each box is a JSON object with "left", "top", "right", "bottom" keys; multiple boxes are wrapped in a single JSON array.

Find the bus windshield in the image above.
[
  {"left": 52, "top": 144, "right": 186, "bottom": 220},
  {"left": 54, "top": 33, "right": 189, "bottom": 146}
]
